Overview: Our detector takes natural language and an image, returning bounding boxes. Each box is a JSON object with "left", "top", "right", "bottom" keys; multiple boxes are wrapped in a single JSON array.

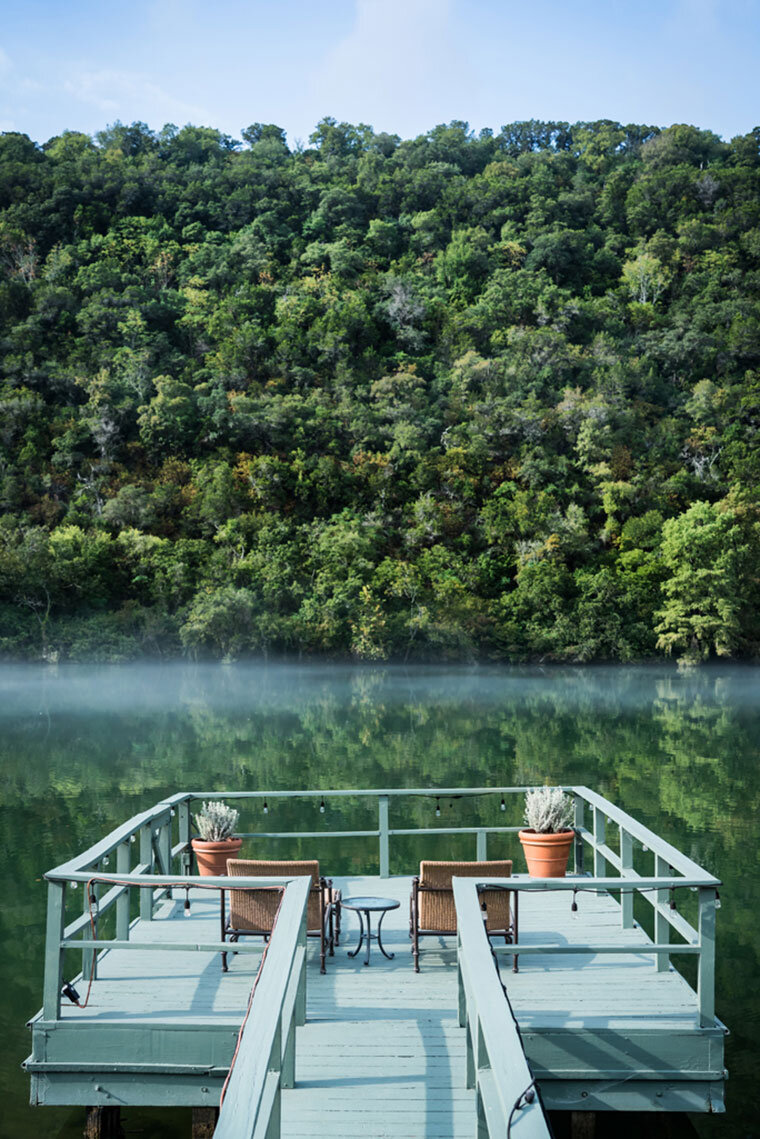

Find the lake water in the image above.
[{"left": 1, "top": 662, "right": 757, "bottom": 1139}]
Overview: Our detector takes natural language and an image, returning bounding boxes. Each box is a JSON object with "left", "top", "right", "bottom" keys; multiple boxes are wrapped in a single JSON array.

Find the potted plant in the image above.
[
  {"left": 518, "top": 787, "right": 575, "bottom": 877},
  {"left": 191, "top": 801, "right": 242, "bottom": 876}
]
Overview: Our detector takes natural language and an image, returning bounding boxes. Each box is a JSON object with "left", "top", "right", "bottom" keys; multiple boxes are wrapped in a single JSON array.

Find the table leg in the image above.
[
  {"left": 348, "top": 908, "right": 366, "bottom": 959},
  {"left": 376, "top": 909, "right": 394, "bottom": 960},
  {"left": 364, "top": 909, "right": 371, "bottom": 966}
]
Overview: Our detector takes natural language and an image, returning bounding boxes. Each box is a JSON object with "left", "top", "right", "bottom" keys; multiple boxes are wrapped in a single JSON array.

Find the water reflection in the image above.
[{"left": 1, "top": 662, "right": 757, "bottom": 1138}]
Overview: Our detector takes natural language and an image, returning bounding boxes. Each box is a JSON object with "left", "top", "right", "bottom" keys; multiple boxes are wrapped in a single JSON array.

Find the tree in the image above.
[{"left": 655, "top": 501, "right": 757, "bottom": 663}]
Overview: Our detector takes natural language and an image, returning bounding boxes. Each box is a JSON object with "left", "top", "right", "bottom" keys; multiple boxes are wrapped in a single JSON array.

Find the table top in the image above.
[{"left": 341, "top": 896, "right": 401, "bottom": 912}]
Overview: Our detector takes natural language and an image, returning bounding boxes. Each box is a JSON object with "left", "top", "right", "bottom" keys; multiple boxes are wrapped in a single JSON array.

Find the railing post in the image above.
[
  {"left": 593, "top": 806, "right": 606, "bottom": 878},
  {"left": 116, "top": 840, "right": 130, "bottom": 941},
  {"left": 573, "top": 795, "right": 584, "bottom": 874},
  {"left": 620, "top": 828, "right": 633, "bottom": 929},
  {"left": 655, "top": 855, "right": 670, "bottom": 972},
  {"left": 296, "top": 902, "right": 307, "bottom": 1027},
  {"left": 43, "top": 880, "right": 65, "bottom": 1021},
  {"left": 698, "top": 887, "right": 716, "bottom": 1027},
  {"left": 378, "top": 795, "right": 389, "bottom": 878},
  {"left": 159, "top": 817, "right": 171, "bottom": 877},
  {"left": 179, "top": 800, "right": 192, "bottom": 875},
  {"left": 82, "top": 877, "right": 93, "bottom": 983},
  {"left": 475, "top": 1020, "right": 490, "bottom": 1139},
  {"left": 268, "top": 1018, "right": 282, "bottom": 1137},
  {"left": 466, "top": 1017, "right": 475, "bottom": 1090},
  {"left": 457, "top": 958, "right": 466, "bottom": 1028},
  {"left": 476, "top": 829, "right": 486, "bottom": 860},
  {"left": 140, "top": 824, "right": 153, "bottom": 921},
  {"left": 281, "top": 1011, "right": 296, "bottom": 1090}
]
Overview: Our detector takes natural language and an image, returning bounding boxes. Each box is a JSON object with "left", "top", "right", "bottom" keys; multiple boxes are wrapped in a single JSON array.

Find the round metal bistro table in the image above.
[{"left": 342, "top": 896, "right": 400, "bottom": 966}]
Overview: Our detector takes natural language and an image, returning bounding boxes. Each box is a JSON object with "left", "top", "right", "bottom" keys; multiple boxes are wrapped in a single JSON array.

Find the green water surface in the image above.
[{"left": 0, "top": 662, "right": 757, "bottom": 1139}]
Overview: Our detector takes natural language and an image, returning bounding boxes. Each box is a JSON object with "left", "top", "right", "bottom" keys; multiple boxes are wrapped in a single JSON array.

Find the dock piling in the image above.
[
  {"left": 190, "top": 1107, "right": 218, "bottom": 1138},
  {"left": 84, "top": 1106, "right": 122, "bottom": 1138}
]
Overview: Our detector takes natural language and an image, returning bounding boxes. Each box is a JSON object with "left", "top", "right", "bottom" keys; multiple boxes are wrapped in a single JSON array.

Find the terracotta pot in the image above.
[
  {"left": 191, "top": 837, "right": 243, "bottom": 877},
  {"left": 518, "top": 829, "right": 574, "bottom": 877}
]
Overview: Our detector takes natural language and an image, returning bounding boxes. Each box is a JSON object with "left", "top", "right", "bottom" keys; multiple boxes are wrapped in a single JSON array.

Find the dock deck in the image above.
[{"left": 28, "top": 873, "right": 725, "bottom": 1134}]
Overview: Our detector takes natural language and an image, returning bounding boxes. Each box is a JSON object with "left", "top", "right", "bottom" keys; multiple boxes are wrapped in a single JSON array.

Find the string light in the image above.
[
  {"left": 435, "top": 798, "right": 441, "bottom": 818},
  {"left": 500, "top": 796, "right": 506, "bottom": 812},
  {"left": 263, "top": 800, "right": 269, "bottom": 815},
  {"left": 319, "top": 798, "right": 325, "bottom": 814}
]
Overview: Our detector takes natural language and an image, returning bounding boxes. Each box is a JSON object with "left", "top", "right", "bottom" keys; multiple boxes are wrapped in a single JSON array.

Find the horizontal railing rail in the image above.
[{"left": 454, "top": 877, "right": 551, "bottom": 1138}]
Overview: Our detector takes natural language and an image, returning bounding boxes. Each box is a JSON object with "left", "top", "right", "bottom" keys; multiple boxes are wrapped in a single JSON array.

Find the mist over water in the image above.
[{"left": 1, "top": 662, "right": 757, "bottom": 1138}]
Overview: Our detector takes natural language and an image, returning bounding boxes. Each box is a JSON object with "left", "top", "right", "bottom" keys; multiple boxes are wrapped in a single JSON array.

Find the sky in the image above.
[{"left": 0, "top": 0, "right": 758, "bottom": 146}]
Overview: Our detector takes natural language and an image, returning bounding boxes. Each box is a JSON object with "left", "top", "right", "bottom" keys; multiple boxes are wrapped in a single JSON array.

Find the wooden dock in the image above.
[
  {"left": 27, "top": 874, "right": 725, "bottom": 1133},
  {"left": 25, "top": 786, "right": 727, "bottom": 1137}
]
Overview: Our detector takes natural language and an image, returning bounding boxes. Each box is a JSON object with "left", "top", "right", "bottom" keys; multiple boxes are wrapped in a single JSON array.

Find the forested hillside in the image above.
[{"left": 1, "top": 117, "right": 759, "bottom": 663}]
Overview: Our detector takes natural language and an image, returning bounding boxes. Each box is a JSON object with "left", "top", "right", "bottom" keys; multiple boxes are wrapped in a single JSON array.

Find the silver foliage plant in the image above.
[
  {"left": 524, "top": 787, "right": 574, "bottom": 834},
  {"left": 194, "top": 800, "right": 239, "bottom": 841}
]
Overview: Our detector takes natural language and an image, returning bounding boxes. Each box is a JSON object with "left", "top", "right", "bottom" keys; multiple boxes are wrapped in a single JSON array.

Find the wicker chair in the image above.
[
  {"left": 410, "top": 859, "right": 517, "bottom": 972},
  {"left": 221, "top": 859, "right": 341, "bottom": 974}
]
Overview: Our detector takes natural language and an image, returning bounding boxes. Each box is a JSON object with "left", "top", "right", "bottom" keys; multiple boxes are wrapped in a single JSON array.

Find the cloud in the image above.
[
  {"left": 311, "top": 0, "right": 476, "bottom": 133},
  {"left": 63, "top": 68, "right": 209, "bottom": 126}
]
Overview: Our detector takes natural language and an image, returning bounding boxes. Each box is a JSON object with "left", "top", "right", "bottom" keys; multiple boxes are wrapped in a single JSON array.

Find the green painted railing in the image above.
[
  {"left": 214, "top": 875, "right": 309, "bottom": 1139},
  {"left": 43, "top": 785, "right": 720, "bottom": 1028},
  {"left": 454, "top": 877, "right": 550, "bottom": 1138},
  {"left": 39, "top": 783, "right": 721, "bottom": 1133}
]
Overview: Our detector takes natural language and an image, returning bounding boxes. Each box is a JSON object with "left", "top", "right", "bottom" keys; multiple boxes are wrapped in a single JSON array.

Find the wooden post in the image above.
[
  {"left": 457, "top": 957, "right": 466, "bottom": 1028},
  {"left": 698, "top": 887, "right": 716, "bottom": 1027},
  {"left": 592, "top": 807, "right": 605, "bottom": 878},
  {"left": 82, "top": 876, "right": 94, "bottom": 984},
  {"left": 573, "top": 796, "right": 584, "bottom": 874},
  {"left": 570, "top": 1111, "right": 596, "bottom": 1138},
  {"left": 190, "top": 1107, "right": 218, "bottom": 1138},
  {"left": 655, "top": 854, "right": 670, "bottom": 972},
  {"left": 476, "top": 1086, "right": 487, "bottom": 1139},
  {"left": 179, "top": 800, "right": 192, "bottom": 874},
  {"left": 84, "top": 1106, "right": 122, "bottom": 1138},
  {"left": 159, "top": 817, "right": 171, "bottom": 876},
  {"left": 296, "top": 904, "right": 307, "bottom": 1025},
  {"left": 378, "top": 795, "right": 389, "bottom": 878},
  {"left": 43, "top": 880, "right": 65, "bottom": 1021},
  {"left": 140, "top": 824, "right": 153, "bottom": 921},
  {"left": 281, "top": 1011, "right": 296, "bottom": 1088},
  {"left": 475, "top": 1019, "right": 490, "bottom": 1139},
  {"left": 620, "top": 828, "right": 634, "bottom": 929},
  {"left": 91, "top": 872, "right": 100, "bottom": 980},
  {"left": 465, "top": 1017, "right": 475, "bottom": 1090},
  {"left": 116, "top": 841, "right": 130, "bottom": 941}
]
